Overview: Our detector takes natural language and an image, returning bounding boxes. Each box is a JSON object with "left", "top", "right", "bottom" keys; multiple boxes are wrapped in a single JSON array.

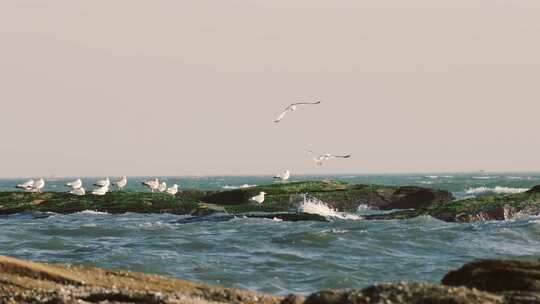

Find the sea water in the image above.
[{"left": 1, "top": 173, "right": 540, "bottom": 295}]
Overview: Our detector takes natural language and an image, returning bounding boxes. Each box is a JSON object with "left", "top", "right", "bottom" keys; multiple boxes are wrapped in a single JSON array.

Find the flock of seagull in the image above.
[
  {"left": 16, "top": 176, "right": 179, "bottom": 196},
  {"left": 249, "top": 101, "right": 352, "bottom": 205},
  {"left": 15, "top": 101, "right": 350, "bottom": 202}
]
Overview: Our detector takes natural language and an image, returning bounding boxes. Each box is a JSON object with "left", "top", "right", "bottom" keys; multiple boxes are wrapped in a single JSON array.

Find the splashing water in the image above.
[
  {"left": 297, "top": 194, "right": 361, "bottom": 220},
  {"left": 466, "top": 186, "right": 529, "bottom": 195}
]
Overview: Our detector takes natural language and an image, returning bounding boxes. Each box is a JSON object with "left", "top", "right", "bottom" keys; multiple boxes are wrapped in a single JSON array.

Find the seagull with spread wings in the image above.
[
  {"left": 274, "top": 101, "right": 322, "bottom": 123},
  {"left": 308, "top": 151, "right": 352, "bottom": 166}
]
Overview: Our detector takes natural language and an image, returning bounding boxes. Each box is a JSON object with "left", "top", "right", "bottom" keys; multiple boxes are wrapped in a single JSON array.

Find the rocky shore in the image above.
[{"left": 1, "top": 255, "right": 539, "bottom": 304}]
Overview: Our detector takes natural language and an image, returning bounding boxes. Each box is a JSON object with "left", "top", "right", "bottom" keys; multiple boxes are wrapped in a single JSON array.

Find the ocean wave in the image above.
[
  {"left": 75, "top": 210, "right": 109, "bottom": 215},
  {"left": 472, "top": 176, "right": 498, "bottom": 180},
  {"left": 222, "top": 184, "right": 257, "bottom": 190},
  {"left": 465, "top": 186, "right": 529, "bottom": 195},
  {"left": 298, "top": 195, "right": 361, "bottom": 220}
]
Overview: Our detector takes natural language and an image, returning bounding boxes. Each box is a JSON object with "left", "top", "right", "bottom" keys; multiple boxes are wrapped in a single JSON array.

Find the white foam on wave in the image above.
[
  {"left": 472, "top": 176, "right": 498, "bottom": 180},
  {"left": 425, "top": 175, "right": 439, "bottom": 179},
  {"left": 222, "top": 184, "right": 257, "bottom": 190},
  {"left": 298, "top": 195, "right": 361, "bottom": 220},
  {"left": 75, "top": 210, "right": 109, "bottom": 215},
  {"left": 465, "top": 186, "right": 529, "bottom": 195}
]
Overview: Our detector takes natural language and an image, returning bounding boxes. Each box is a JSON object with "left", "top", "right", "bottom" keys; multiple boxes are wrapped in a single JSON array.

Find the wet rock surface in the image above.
[{"left": 3, "top": 256, "right": 540, "bottom": 303}]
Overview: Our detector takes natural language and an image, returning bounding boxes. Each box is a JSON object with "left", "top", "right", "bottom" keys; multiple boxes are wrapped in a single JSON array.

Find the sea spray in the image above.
[
  {"left": 297, "top": 194, "right": 361, "bottom": 220},
  {"left": 465, "top": 186, "right": 529, "bottom": 195}
]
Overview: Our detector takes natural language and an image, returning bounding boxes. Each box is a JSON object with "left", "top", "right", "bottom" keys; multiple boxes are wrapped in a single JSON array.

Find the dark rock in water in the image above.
[
  {"left": 443, "top": 259, "right": 540, "bottom": 293},
  {"left": 0, "top": 180, "right": 453, "bottom": 216},
  {"left": 203, "top": 181, "right": 453, "bottom": 212},
  {"left": 366, "top": 186, "right": 540, "bottom": 223},
  {"left": 528, "top": 185, "right": 540, "bottom": 194}
]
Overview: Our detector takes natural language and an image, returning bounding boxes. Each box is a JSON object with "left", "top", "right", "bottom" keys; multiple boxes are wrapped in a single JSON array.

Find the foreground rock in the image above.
[
  {"left": 2, "top": 256, "right": 540, "bottom": 303},
  {"left": 365, "top": 190, "right": 540, "bottom": 223},
  {"left": 0, "top": 181, "right": 452, "bottom": 216}
]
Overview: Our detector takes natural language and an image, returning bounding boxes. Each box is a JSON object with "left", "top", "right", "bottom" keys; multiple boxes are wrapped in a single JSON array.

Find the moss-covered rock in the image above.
[
  {"left": 203, "top": 181, "right": 453, "bottom": 212},
  {"left": 0, "top": 180, "right": 453, "bottom": 216},
  {"left": 365, "top": 190, "right": 540, "bottom": 222}
]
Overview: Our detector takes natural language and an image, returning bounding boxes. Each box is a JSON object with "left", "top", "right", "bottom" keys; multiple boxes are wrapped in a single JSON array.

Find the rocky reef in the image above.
[
  {"left": 366, "top": 188, "right": 540, "bottom": 222},
  {"left": 2, "top": 255, "right": 540, "bottom": 303},
  {"left": 0, "top": 180, "right": 452, "bottom": 218},
  {"left": 3, "top": 180, "right": 540, "bottom": 223}
]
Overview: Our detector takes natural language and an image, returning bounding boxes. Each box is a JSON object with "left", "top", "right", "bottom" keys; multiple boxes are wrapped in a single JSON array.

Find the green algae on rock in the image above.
[
  {"left": 0, "top": 180, "right": 453, "bottom": 216},
  {"left": 365, "top": 190, "right": 540, "bottom": 222},
  {"left": 203, "top": 180, "right": 453, "bottom": 213}
]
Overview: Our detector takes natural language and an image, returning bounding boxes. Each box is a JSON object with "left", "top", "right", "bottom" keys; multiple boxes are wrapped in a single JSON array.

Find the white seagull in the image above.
[
  {"left": 274, "top": 101, "right": 322, "bottom": 123},
  {"left": 308, "top": 151, "right": 352, "bottom": 166},
  {"left": 70, "top": 187, "right": 86, "bottom": 196},
  {"left": 66, "top": 178, "right": 83, "bottom": 189},
  {"left": 142, "top": 178, "right": 160, "bottom": 192},
  {"left": 94, "top": 177, "right": 110, "bottom": 188},
  {"left": 114, "top": 176, "right": 128, "bottom": 191},
  {"left": 274, "top": 170, "right": 290, "bottom": 182},
  {"left": 92, "top": 185, "right": 109, "bottom": 196},
  {"left": 16, "top": 179, "right": 34, "bottom": 191},
  {"left": 33, "top": 178, "right": 45, "bottom": 193},
  {"left": 166, "top": 184, "right": 179, "bottom": 196},
  {"left": 250, "top": 192, "right": 266, "bottom": 205},
  {"left": 158, "top": 181, "right": 167, "bottom": 193}
]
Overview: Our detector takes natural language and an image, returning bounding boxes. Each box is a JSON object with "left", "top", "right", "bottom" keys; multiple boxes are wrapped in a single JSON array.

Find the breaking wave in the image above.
[
  {"left": 222, "top": 184, "right": 257, "bottom": 190},
  {"left": 465, "top": 186, "right": 529, "bottom": 195},
  {"left": 297, "top": 195, "right": 361, "bottom": 220}
]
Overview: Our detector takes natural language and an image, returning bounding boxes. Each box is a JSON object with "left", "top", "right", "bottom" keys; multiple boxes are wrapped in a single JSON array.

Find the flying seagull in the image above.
[
  {"left": 114, "top": 176, "right": 128, "bottom": 191},
  {"left": 166, "top": 184, "right": 179, "bottom": 196},
  {"left": 66, "top": 178, "right": 83, "bottom": 190},
  {"left": 274, "top": 101, "right": 322, "bottom": 123},
  {"left": 250, "top": 192, "right": 266, "bottom": 205},
  {"left": 142, "top": 178, "right": 160, "bottom": 192},
  {"left": 274, "top": 170, "right": 290, "bottom": 182},
  {"left": 16, "top": 179, "right": 34, "bottom": 191},
  {"left": 308, "top": 151, "right": 352, "bottom": 166}
]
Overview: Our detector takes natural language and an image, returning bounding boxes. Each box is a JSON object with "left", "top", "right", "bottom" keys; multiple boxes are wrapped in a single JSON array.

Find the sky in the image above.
[{"left": 1, "top": 1, "right": 539, "bottom": 177}]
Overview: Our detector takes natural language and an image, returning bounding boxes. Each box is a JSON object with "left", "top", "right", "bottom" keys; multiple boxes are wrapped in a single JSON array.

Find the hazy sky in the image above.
[{"left": 1, "top": 1, "right": 540, "bottom": 177}]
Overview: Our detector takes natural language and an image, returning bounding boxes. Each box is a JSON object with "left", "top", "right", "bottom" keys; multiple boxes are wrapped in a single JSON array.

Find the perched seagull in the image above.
[
  {"left": 94, "top": 177, "right": 110, "bottom": 188},
  {"left": 114, "top": 176, "right": 128, "bottom": 191},
  {"left": 70, "top": 187, "right": 86, "bottom": 196},
  {"left": 166, "top": 184, "right": 179, "bottom": 196},
  {"left": 250, "top": 192, "right": 266, "bottom": 205},
  {"left": 66, "top": 178, "right": 83, "bottom": 190},
  {"left": 92, "top": 185, "right": 109, "bottom": 196},
  {"left": 33, "top": 178, "right": 45, "bottom": 193},
  {"left": 16, "top": 179, "right": 34, "bottom": 191},
  {"left": 158, "top": 181, "right": 167, "bottom": 193},
  {"left": 274, "top": 170, "right": 290, "bottom": 182},
  {"left": 274, "top": 101, "right": 322, "bottom": 123},
  {"left": 308, "top": 151, "right": 352, "bottom": 166},
  {"left": 142, "top": 178, "right": 160, "bottom": 192}
]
